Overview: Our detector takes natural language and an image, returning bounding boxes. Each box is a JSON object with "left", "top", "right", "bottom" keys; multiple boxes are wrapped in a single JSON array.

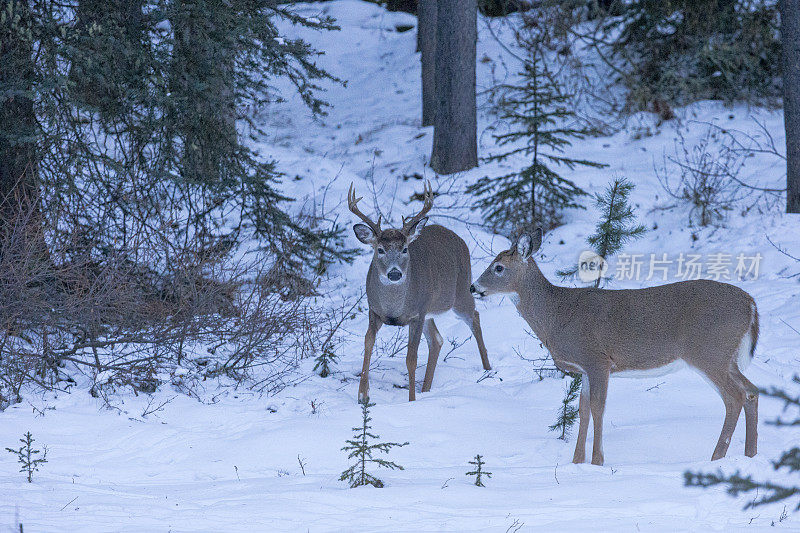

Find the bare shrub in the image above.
[
  {"left": 656, "top": 126, "right": 753, "bottom": 227},
  {"left": 0, "top": 190, "right": 343, "bottom": 408}
]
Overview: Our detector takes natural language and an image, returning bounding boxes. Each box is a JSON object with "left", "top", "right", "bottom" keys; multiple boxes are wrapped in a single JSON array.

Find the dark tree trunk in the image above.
[
  {"left": 171, "top": 0, "right": 237, "bottom": 184},
  {"left": 419, "top": 0, "right": 437, "bottom": 127},
  {"left": 782, "top": 0, "right": 800, "bottom": 213},
  {"left": 0, "top": 0, "right": 52, "bottom": 273},
  {"left": 0, "top": 0, "right": 38, "bottom": 216},
  {"left": 386, "top": 0, "right": 418, "bottom": 13},
  {"left": 430, "top": 0, "right": 477, "bottom": 174}
]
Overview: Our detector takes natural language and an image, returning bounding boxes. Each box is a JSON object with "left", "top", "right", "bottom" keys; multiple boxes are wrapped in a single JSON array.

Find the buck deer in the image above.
[
  {"left": 471, "top": 229, "right": 759, "bottom": 465},
  {"left": 348, "top": 182, "right": 491, "bottom": 403}
]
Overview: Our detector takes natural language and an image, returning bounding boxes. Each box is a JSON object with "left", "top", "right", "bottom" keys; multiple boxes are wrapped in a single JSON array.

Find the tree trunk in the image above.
[
  {"left": 0, "top": 0, "right": 38, "bottom": 219},
  {"left": 781, "top": 0, "right": 800, "bottom": 213},
  {"left": 0, "top": 0, "right": 53, "bottom": 282},
  {"left": 386, "top": 0, "right": 418, "bottom": 13},
  {"left": 419, "top": 0, "right": 437, "bottom": 127},
  {"left": 430, "top": 0, "right": 477, "bottom": 174}
]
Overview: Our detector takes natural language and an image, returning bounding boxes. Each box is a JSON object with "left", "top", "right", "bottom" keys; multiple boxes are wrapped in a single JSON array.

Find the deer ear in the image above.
[
  {"left": 405, "top": 216, "right": 428, "bottom": 243},
  {"left": 353, "top": 223, "right": 376, "bottom": 244},
  {"left": 516, "top": 229, "right": 542, "bottom": 259},
  {"left": 531, "top": 227, "right": 543, "bottom": 252}
]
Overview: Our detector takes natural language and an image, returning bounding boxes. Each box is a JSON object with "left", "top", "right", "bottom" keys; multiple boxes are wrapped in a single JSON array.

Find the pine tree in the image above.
[
  {"left": 468, "top": 44, "right": 604, "bottom": 234},
  {"left": 559, "top": 177, "right": 646, "bottom": 287},
  {"left": 6, "top": 0, "right": 353, "bottom": 287},
  {"left": 313, "top": 347, "right": 337, "bottom": 378},
  {"left": 685, "top": 377, "right": 800, "bottom": 511},
  {"left": 340, "top": 402, "right": 408, "bottom": 488},
  {"left": 605, "top": 0, "right": 781, "bottom": 109},
  {"left": 69, "top": 0, "right": 147, "bottom": 121},
  {"left": 549, "top": 373, "right": 582, "bottom": 441},
  {"left": 466, "top": 454, "right": 492, "bottom": 487},
  {"left": 6, "top": 432, "right": 47, "bottom": 483}
]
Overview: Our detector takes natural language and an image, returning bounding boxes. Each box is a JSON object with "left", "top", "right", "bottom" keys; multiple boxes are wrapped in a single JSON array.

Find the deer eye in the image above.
[
  {"left": 494, "top": 264, "right": 504, "bottom": 274},
  {"left": 377, "top": 247, "right": 385, "bottom": 255},
  {"left": 402, "top": 247, "right": 408, "bottom": 254}
]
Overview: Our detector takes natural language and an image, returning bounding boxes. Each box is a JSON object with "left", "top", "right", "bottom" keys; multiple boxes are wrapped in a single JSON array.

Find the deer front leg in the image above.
[
  {"left": 588, "top": 368, "right": 609, "bottom": 466},
  {"left": 359, "top": 310, "right": 382, "bottom": 404},
  {"left": 470, "top": 310, "right": 491, "bottom": 371},
  {"left": 406, "top": 317, "right": 425, "bottom": 401},
  {"left": 572, "top": 377, "right": 590, "bottom": 464}
]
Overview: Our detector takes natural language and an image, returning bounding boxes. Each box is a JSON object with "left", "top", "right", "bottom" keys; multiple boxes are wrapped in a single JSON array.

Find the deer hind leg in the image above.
[
  {"left": 587, "top": 368, "right": 609, "bottom": 466},
  {"left": 572, "top": 377, "right": 590, "bottom": 464},
  {"left": 731, "top": 367, "right": 759, "bottom": 457},
  {"left": 406, "top": 318, "right": 425, "bottom": 402},
  {"left": 421, "top": 318, "right": 443, "bottom": 393},
  {"left": 359, "top": 311, "right": 382, "bottom": 404},
  {"left": 706, "top": 371, "right": 746, "bottom": 461}
]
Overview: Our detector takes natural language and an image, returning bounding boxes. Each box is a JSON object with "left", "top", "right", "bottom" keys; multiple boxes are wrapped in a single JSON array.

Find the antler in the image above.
[
  {"left": 347, "top": 183, "right": 382, "bottom": 235},
  {"left": 402, "top": 180, "right": 434, "bottom": 234}
]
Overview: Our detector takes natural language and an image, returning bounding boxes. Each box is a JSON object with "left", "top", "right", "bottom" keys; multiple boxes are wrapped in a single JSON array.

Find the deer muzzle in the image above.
[
  {"left": 387, "top": 268, "right": 402, "bottom": 282},
  {"left": 470, "top": 283, "right": 486, "bottom": 297}
]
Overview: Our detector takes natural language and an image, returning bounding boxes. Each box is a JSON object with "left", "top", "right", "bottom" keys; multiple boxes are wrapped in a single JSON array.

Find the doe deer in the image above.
[
  {"left": 471, "top": 229, "right": 759, "bottom": 465},
  {"left": 348, "top": 182, "right": 491, "bottom": 402}
]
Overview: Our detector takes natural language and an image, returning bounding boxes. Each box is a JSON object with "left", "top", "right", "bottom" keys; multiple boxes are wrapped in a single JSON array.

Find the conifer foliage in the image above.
[
  {"left": 685, "top": 377, "right": 800, "bottom": 511},
  {"left": 560, "top": 177, "right": 646, "bottom": 287},
  {"left": 586, "top": 177, "right": 647, "bottom": 287},
  {"left": 466, "top": 454, "right": 492, "bottom": 487},
  {"left": 3, "top": 0, "right": 351, "bottom": 285},
  {"left": 468, "top": 42, "right": 604, "bottom": 233},
  {"left": 313, "top": 348, "right": 337, "bottom": 378},
  {"left": 6, "top": 432, "right": 47, "bottom": 483},
  {"left": 340, "top": 402, "right": 408, "bottom": 488},
  {"left": 549, "top": 374, "right": 582, "bottom": 441}
]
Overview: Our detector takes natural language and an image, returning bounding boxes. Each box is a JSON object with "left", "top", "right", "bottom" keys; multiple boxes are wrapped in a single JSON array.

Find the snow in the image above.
[{"left": 2, "top": 1, "right": 800, "bottom": 531}]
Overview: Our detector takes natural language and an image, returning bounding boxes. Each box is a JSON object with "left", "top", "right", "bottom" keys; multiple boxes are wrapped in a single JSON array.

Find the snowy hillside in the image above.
[{"left": 2, "top": 1, "right": 800, "bottom": 531}]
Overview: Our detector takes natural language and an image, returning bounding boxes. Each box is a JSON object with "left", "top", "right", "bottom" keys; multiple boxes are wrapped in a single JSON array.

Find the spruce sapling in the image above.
[
  {"left": 313, "top": 347, "right": 337, "bottom": 378},
  {"left": 685, "top": 377, "right": 800, "bottom": 511},
  {"left": 339, "top": 402, "right": 408, "bottom": 488},
  {"left": 559, "top": 176, "right": 646, "bottom": 287},
  {"left": 6, "top": 432, "right": 48, "bottom": 483},
  {"left": 466, "top": 454, "right": 492, "bottom": 487},
  {"left": 468, "top": 44, "right": 604, "bottom": 233},
  {"left": 549, "top": 373, "right": 582, "bottom": 440}
]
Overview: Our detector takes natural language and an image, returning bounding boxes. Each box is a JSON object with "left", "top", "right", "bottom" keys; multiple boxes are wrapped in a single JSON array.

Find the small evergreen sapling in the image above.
[
  {"left": 560, "top": 177, "right": 646, "bottom": 287},
  {"left": 466, "top": 454, "right": 492, "bottom": 487},
  {"left": 6, "top": 432, "right": 47, "bottom": 483},
  {"left": 685, "top": 377, "right": 800, "bottom": 511},
  {"left": 468, "top": 45, "right": 605, "bottom": 233},
  {"left": 549, "top": 373, "right": 582, "bottom": 440},
  {"left": 313, "top": 347, "right": 337, "bottom": 378},
  {"left": 340, "top": 402, "right": 408, "bottom": 488}
]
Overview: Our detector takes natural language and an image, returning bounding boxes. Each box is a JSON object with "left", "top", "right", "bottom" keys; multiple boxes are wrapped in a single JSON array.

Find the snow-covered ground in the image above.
[{"left": 3, "top": 2, "right": 800, "bottom": 531}]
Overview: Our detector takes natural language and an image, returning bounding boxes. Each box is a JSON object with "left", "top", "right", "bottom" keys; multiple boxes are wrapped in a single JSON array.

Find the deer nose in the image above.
[
  {"left": 387, "top": 268, "right": 402, "bottom": 282},
  {"left": 469, "top": 284, "right": 476, "bottom": 294}
]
